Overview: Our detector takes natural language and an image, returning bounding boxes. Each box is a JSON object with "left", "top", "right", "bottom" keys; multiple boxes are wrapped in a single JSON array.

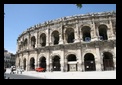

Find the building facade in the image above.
[
  {"left": 15, "top": 11, "right": 116, "bottom": 72},
  {"left": 10, "top": 53, "right": 16, "bottom": 66},
  {"left": 4, "top": 49, "right": 16, "bottom": 68},
  {"left": 4, "top": 49, "right": 11, "bottom": 68}
]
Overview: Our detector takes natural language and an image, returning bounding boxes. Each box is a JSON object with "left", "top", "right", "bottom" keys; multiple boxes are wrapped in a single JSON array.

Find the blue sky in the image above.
[{"left": 4, "top": 4, "right": 116, "bottom": 54}]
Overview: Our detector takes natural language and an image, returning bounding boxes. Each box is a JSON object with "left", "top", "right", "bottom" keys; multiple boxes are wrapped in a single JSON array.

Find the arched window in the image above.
[
  {"left": 98, "top": 25, "right": 108, "bottom": 40},
  {"left": 51, "top": 31, "right": 59, "bottom": 45},
  {"left": 82, "top": 26, "right": 91, "bottom": 42},
  {"left": 65, "top": 28, "right": 74, "bottom": 43},
  {"left": 31, "top": 36, "right": 36, "bottom": 48},
  {"left": 40, "top": 33, "right": 46, "bottom": 47}
]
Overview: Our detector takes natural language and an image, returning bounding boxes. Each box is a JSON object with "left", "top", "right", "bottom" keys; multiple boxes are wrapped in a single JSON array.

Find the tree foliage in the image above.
[{"left": 76, "top": 4, "right": 82, "bottom": 9}]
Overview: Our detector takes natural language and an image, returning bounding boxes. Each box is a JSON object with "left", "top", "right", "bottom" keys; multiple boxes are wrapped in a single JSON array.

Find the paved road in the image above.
[{"left": 4, "top": 73, "right": 44, "bottom": 79}]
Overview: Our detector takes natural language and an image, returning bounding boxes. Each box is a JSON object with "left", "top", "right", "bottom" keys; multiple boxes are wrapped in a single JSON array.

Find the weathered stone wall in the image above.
[{"left": 15, "top": 11, "right": 116, "bottom": 72}]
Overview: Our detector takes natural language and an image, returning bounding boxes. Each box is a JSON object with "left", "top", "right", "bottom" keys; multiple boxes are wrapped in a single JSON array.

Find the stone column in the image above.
[
  {"left": 60, "top": 48, "right": 65, "bottom": 72},
  {"left": 81, "top": 48, "right": 85, "bottom": 71},
  {"left": 29, "top": 33, "right": 32, "bottom": 50},
  {"left": 50, "top": 58, "right": 53, "bottom": 72},
  {"left": 92, "top": 18, "right": 98, "bottom": 41},
  {"left": 63, "top": 28, "right": 67, "bottom": 44},
  {"left": 49, "top": 30, "right": 52, "bottom": 46},
  {"left": 79, "top": 30, "right": 83, "bottom": 42},
  {"left": 64, "top": 58, "right": 67, "bottom": 72},
  {"left": 35, "top": 51, "right": 38, "bottom": 69},
  {"left": 26, "top": 58, "right": 28, "bottom": 71},
  {"left": 26, "top": 34, "right": 29, "bottom": 50},
  {"left": 37, "top": 32, "right": 41, "bottom": 48},
  {"left": 21, "top": 55, "right": 24, "bottom": 69},
  {"left": 95, "top": 43, "right": 102, "bottom": 71},
  {"left": 27, "top": 52, "right": 30, "bottom": 71},
  {"left": 46, "top": 28, "right": 49, "bottom": 46},
  {"left": 46, "top": 49, "right": 50, "bottom": 72},
  {"left": 35, "top": 33, "right": 38, "bottom": 48},
  {"left": 109, "top": 17, "right": 115, "bottom": 40},
  {"left": 77, "top": 49, "right": 82, "bottom": 71},
  {"left": 59, "top": 25, "right": 64, "bottom": 44},
  {"left": 74, "top": 22, "right": 80, "bottom": 43}
]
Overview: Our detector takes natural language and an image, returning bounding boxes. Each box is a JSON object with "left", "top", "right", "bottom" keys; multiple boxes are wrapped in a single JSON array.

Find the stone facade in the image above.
[
  {"left": 15, "top": 11, "right": 116, "bottom": 72},
  {"left": 4, "top": 49, "right": 16, "bottom": 68}
]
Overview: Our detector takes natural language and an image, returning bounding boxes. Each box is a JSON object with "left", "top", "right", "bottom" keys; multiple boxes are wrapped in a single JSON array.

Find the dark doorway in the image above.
[
  {"left": 67, "top": 54, "right": 77, "bottom": 71},
  {"left": 23, "top": 58, "right": 26, "bottom": 70},
  {"left": 84, "top": 53, "right": 96, "bottom": 71},
  {"left": 30, "top": 57, "right": 35, "bottom": 71},
  {"left": 103, "top": 52, "right": 114, "bottom": 71},
  {"left": 52, "top": 56, "right": 61, "bottom": 71},
  {"left": 39, "top": 57, "right": 46, "bottom": 69}
]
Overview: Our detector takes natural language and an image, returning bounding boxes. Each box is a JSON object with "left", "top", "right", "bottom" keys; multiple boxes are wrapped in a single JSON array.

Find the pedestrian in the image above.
[{"left": 10, "top": 66, "right": 13, "bottom": 74}]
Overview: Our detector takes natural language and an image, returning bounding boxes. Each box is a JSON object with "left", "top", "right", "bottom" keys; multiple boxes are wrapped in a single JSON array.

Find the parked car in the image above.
[{"left": 35, "top": 67, "right": 45, "bottom": 72}]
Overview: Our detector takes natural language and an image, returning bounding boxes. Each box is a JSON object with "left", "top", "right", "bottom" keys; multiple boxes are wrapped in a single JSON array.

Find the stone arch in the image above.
[
  {"left": 51, "top": 30, "right": 59, "bottom": 45},
  {"left": 65, "top": 28, "right": 75, "bottom": 43},
  {"left": 52, "top": 55, "right": 61, "bottom": 71},
  {"left": 24, "top": 38, "right": 28, "bottom": 49},
  {"left": 102, "top": 50, "right": 115, "bottom": 58},
  {"left": 31, "top": 36, "right": 36, "bottom": 48},
  {"left": 39, "top": 56, "right": 46, "bottom": 69},
  {"left": 67, "top": 54, "right": 77, "bottom": 71},
  {"left": 81, "top": 26, "right": 91, "bottom": 42},
  {"left": 23, "top": 58, "right": 26, "bottom": 70},
  {"left": 103, "top": 52, "right": 114, "bottom": 71},
  {"left": 40, "top": 33, "right": 46, "bottom": 47},
  {"left": 98, "top": 24, "right": 108, "bottom": 40},
  {"left": 84, "top": 53, "right": 96, "bottom": 71},
  {"left": 30, "top": 57, "right": 35, "bottom": 71}
]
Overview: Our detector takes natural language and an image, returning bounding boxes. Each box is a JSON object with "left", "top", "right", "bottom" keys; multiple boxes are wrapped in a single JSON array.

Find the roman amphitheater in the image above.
[{"left": 15, "top": 11, "right": 116, "bottom": 72}]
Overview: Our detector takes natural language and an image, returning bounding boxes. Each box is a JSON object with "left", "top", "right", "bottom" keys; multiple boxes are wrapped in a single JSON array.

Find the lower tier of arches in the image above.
[{"left": 16, "top": 51, "right": 116, "bottom": 72}]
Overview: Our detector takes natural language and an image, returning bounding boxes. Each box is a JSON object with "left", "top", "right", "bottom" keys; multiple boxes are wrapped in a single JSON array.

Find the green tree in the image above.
[{"left": 76, "top": 4, "right": 82, "bottom": 9}]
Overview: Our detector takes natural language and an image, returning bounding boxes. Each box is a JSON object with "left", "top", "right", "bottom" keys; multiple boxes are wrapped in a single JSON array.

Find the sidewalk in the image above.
[{"left": 5, "top": 68, "right": 116, "bottom": 79}]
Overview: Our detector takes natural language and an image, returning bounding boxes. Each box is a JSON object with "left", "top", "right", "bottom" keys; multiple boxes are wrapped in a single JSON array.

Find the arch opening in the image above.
[
  {"left": 24, "top": 39, "right": 28, "bottom": 49},
  {"left": 40, "top": 33, "right": 46, "bottom": 47},
  {"left": 82, "top": 26, "right": 91, "bottom": 42},
  {"left": 39, "top": 57, "right": 46, "bottom": 69},
  {"left": 98, "top": 25, "right": 108, "bottom": 40},
  {"left": 30, "top": 57, "right": 35, "bottom": 71},
  {"left": 51, "top": 31, "right": 59, "bottom": 45},
  {"left": 103, "top": 52, "right": 114, "bottom": 71},
  {"left": 67, "top": 54, "right": 77, "bottom": 71},
  {"left": 31, "top": 36, "right": 36, "bottom": 48},
  {"left": 52, "top": 56, "right": 61, "bottom": 71},
  {"left": 65, "top": 28, "right": 74, "bottom": 43},
  {"left": 23, "top": 58, "right": 26, "bottom": 70},
  {"left": 84, "top": 53, "right": 96, "bottom": 71}
]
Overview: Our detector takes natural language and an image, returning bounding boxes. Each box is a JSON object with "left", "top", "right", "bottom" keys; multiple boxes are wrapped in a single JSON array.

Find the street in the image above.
[{"left": 4, "top": 73, "right": 44, "bottom": 79}]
